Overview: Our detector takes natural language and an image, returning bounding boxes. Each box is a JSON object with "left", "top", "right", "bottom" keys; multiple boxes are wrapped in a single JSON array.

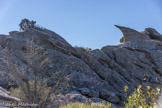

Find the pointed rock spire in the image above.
[{"left": 115, "top": 25, "right": 150, "bottom": 43}]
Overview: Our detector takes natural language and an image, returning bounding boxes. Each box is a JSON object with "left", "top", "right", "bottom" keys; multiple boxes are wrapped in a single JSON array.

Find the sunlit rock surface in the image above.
[{"left": 0, "top": 26, "right": 161, "bottom": 107}]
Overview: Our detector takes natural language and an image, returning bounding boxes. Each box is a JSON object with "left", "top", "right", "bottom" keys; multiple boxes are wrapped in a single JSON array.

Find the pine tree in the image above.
[{"left": 19, "top": 18, "right": 36, "bottom": 31}]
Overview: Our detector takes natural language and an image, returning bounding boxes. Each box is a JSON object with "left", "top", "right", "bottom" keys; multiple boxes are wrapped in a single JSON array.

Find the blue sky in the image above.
[{"left": 0, "top": 0, "right": 162, "bottom": 49}]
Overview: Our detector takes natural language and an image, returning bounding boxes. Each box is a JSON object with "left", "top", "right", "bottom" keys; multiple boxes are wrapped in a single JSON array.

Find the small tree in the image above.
[{"left": 19, "top": 18, "right": 36, "bottom": 31}]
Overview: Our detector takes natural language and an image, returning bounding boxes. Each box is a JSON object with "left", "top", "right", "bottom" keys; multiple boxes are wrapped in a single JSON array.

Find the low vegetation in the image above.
[
  {"left": 74, "top": 46, "right": 92, "bottom": 52},
  {"left": 58, "top": 85, "right": 161, "bottom": 108},
  {"left": 124, "top": 85, "right": 161, "bottom": 108},
  {"left": 59, "top": 101, "right": 111, "bottom": 108},
  {"left": 9, "top": 80, "right": 52, "bottom": 103}
]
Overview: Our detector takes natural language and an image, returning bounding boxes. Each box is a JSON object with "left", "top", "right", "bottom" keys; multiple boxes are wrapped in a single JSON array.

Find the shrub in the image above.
[
  {"left": 9, "top": 80, "right": 51, "bottom": 103},
  {"left": 19, "top": 18, "right": 36, "bottom": 31},
  {"left": 74, "top": 46, "right": 92, "bottom": 52},
  {"left": 124, "top": 85, "right": 161, "bottom": 108},
  {"left": 59, "top": 101, "right": 111, "bottom": 108}
]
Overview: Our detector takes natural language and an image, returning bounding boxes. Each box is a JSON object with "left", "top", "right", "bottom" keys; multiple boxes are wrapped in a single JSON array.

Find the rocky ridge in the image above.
[{"left": 0, "top": 25, "right": 161, "bottom": 107}]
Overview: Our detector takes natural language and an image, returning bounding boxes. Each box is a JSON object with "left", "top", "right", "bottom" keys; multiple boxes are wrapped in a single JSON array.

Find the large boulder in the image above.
[
  {"left": 99, "top": 89, "right": 120, "bottom": 104},
  {"left": 144, "top": 28, "right": 162, "bottom": 41}
]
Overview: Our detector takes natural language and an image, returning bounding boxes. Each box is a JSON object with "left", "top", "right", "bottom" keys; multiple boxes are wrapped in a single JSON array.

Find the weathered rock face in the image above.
[
  {"left": 0, "top": 26, "right": 161, "bottom": 107},
  {"left": 117, "top": 25, "right": 162, "bottom": 43},
  {"left": 145, "top": 28, "right": 162, "bottom": 40},
  {"left": 115, "top": 25, "right": 151, "bottom": 43}
]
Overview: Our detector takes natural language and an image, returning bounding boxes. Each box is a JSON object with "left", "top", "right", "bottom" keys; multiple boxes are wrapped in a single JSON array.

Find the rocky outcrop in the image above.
[
  {"left": 144, "top": 28, "right": 162, "bottom": 41},
  {"left": 117, "top": 25, "right": 162, "bottom": 43},
  {"left": 0, "top": 26, "right": 161, "bottom": 107},
  {"left": 115, "top": 25, "right": 151, "bottom": 43}
]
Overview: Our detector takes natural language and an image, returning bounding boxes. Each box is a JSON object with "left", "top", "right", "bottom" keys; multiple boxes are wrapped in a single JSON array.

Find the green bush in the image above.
[
  {"left": 74, "top": 46, "right": 92, "bottom": 52},
  {"left": 124, "top": 85, "right": 161, "bottom": 108},
  {"left": 59, "top": 101, "right": 111, "bottom": 108}
]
